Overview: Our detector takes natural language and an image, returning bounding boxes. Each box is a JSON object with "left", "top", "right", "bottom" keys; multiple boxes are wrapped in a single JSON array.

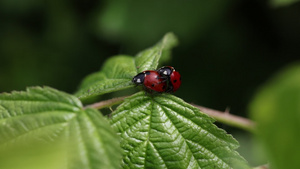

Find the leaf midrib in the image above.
[
  {"left": 143, "top": 99, "right": 154, "bottom": 169},
  {"left": 83, "top": 111, "right": 116, "bottom": 168}
]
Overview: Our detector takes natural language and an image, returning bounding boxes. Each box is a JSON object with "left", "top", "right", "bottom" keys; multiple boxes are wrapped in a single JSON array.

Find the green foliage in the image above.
[
  {"left": 0, "top": 142, "right": 66, "bottom": 169},
  {"left": 75, "top": 33, "right": 178, "bottom": 100},
  {"left": 0, "top": 33, "right": 250, "bottom": 169},
  {"left": 97, "top": 0, "right": 229, "bottom": 49},
  {"left": 0, "top": 87, "right": 121, "bottom": 169},
  {"left": 270, "top": 0, "right": 300, "bottom": 7},
  {"left": 111, "top": 92, "right": 249, "bottom": 169},
  {"left": 250, "top": 63, "right": 300, "bottom": 169}
]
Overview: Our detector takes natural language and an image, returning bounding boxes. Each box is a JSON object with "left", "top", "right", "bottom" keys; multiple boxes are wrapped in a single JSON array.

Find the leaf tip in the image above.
[{"left": 162, "top": 32, "right": 179, "bottom": 49}]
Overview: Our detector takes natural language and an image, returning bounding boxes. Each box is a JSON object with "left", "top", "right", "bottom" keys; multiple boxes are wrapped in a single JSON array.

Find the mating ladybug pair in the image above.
[{"left": 132, "top": 66, "right": 181, "bottom": 93}]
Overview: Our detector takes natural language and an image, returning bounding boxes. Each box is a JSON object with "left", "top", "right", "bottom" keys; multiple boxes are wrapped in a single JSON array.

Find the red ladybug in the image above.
[
  {"left": 157, "top": 66, "right": 181, "bottom": 92},
  {"left": 132, "top": 70, "right": 167, "bottom": 93}
]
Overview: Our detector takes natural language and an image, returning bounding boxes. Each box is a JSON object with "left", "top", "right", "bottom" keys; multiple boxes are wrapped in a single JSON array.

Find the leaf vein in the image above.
[
  {"left": 156, "top": 99, "right": 232, "bottom": 147},
  {"left": 156, "top": 103, "right": 200, "bottom": 168},
  {"left": 0, "top": 121, "right": 68, "bottom": 145}
]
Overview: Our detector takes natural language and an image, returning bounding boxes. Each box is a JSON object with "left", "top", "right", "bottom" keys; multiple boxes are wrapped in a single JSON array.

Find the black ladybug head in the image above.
[
  {"left": 157, "top": 66, "right": 173, "bottom": 76},
  {"left": 132, "top": 72, "right": 145, "bottom": 84}
]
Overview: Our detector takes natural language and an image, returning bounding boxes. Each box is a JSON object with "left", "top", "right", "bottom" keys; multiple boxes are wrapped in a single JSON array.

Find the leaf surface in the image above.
[
  {"left": 250, "top": 63, "right": 300, "bottom": 169},
  {"left": 0, "top": 87, "right": 121, "bottom": 169},
  {"left": 75, "top": 33, "right": 178, "bottom": 100},
  {"left": 111, "top": 92, "right": 249, "bottom": 169}
]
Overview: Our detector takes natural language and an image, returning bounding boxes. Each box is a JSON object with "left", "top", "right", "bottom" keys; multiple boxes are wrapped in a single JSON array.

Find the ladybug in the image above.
[
  {"left": 157, "top": 66, "right": 181, "bottom": 92},
  {"left": 132, "top": 70, "right": 167, "bottom": 93}
]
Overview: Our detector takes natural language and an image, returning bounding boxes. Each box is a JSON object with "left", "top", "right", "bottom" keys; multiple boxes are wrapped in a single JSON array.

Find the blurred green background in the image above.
[
  {"left": 1, "top": 0, "right": 300, "bottom": 167},
  {"left": 1, "top": 0, "right": 299, "bottom": 114}
]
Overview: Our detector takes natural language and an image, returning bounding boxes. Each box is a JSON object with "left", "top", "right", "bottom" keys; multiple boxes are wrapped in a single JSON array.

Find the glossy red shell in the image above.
[
  {"left": 143, "top": 70, "right": 167, "bottom": 92},
  {"left": 169, "top": 70, "right": 181, "bottom": 92}
]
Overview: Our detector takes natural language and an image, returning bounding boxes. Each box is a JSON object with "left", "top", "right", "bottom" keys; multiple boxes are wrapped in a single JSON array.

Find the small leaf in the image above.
[
  {"left": 111, "top": 92, "right": 249, "bottom": 169},
  {"left": 135, "top": 33, "right": 178, "bottom": 73},
  {"left": 75, "top": 55, "right": 136, "bottom": 100},
  {"left": 250, "top": 63, "right": 300, "bottom": 169},
  {"left": 270, "top": 0, "right": 300, "bottom": 7},
  {"left": 75, "top": 33, "right": 178, "bottom": 100},
  {"left": 0, "top": 87, "right": 121, "bottom": 169}
]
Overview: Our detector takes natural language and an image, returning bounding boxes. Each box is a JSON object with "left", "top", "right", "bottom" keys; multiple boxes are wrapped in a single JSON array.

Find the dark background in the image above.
[
  {"left": 2, "top": 0, "right": 300, "bottom": 117},
  {"left": 0, "top": 0, "right": 300, "bottom": 165}
]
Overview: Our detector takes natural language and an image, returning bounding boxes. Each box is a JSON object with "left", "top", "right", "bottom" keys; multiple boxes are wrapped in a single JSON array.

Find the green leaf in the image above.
[
  {"left": 0, "top": 86, "right": 121, "bottom": 169},
  {"left": 134, "top": 32, "right": 178, "bottom": 73},
  {"left": 75, "top": 55, "right": 136, "bottom": 100},
  {"left": 250, "top": 63, "right": 300, "bottom": 169},
  {"left": 270, "top": 0, "right": 300, "bottom": 7},
  {"left": 75, "top": 33, "right": 178, "bottom": 100},
  {"left": 111, "top": 92, "right": 249, "bottom": 169}
]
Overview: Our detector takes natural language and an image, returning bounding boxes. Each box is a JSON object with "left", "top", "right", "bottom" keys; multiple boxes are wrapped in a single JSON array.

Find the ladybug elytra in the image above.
[
  {"left": 157, "top": 66, "right": 181, "bottom": 92},
  {"left": 132, "top": 70, "right": 167, "bottom": 93},
  {"left": 132, "top": 66, "right": 181, "bottom": 93}
]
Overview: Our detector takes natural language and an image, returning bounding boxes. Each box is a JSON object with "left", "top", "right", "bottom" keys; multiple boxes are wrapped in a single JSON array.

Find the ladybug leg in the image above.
[
  {"left": 142, "top": 86, "right": 148, "bottom": 96},
  {"left": 157, "top": 76, "right": 167, "bottom": 80},
  {"left": 148, "top": 88, "right": 154, "bottom": 95},
  {"left": 133, "top": 81, "right": 141, "bottom": 88},
  {"left": 166, "top": 85, "right": 174, "bottom": 93},
  {"left": 157, "top": 76, "right": 168, "bottom": 84},
  {"left": 142, "top": 86, "right": 153, "bottom": 96}
]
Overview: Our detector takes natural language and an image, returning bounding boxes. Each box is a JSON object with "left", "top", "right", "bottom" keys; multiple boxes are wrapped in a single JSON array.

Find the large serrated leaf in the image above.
[
  {"left": 250, "top": 63, "right": 300, "bottom": 169},
  {"left": 0, "top": 87, "right": 121, "bottom": 169},
  {"left": 111, "top": 92, "right": 250, "bottom": 169},
  {"left": 75, "top": 33, "right": 178, "bottom": 100}
]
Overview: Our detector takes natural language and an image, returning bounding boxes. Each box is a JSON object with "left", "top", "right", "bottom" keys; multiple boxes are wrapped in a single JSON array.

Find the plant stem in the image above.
[
  {"left": 84, "top": 96, "right": 256, "bottom": 132},
  {"left": 83, "top": 96, "right": 127, "bottom": 110},
  {"left": 253, "top": 164, "right": 268, "bottom": 169},
  {"left": 192, "top": 104, "right": 256, "bottom": 133}
]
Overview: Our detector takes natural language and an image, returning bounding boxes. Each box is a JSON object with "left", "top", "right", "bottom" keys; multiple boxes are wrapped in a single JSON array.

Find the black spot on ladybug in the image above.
[
  {"left": 162, "top": 85, "right": 166, "bottom": 90},
  {"left": 145, "top": 71, "right": 151, "bottom": 75},
  {"left": 151, "top": 84, "right": 155, "bottom": 87},
  {"left": 173, "top": 80, "right": 177, "bottom": 83}
]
